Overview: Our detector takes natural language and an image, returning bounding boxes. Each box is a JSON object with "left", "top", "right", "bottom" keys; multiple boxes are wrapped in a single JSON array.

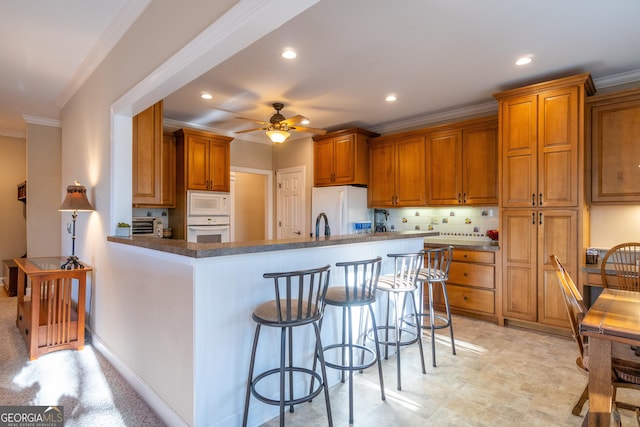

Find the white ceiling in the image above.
[{"left": 3, "top": 0, "right": 640, "bottom": 142}]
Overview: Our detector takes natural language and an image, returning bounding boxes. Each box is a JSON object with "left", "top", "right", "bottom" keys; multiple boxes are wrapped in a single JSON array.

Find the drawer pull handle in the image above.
[
  {"left": 463, "top": 296, "right": 468, "bottom": 300},
  {"left": 25, "top": 328, "right": 29, "bottom": 336},
  {"left": 463, "top": 272, "right": 468, "bottom": 277},
  {"left": 463, "top": 254, "right": 468, "bottom": 258},
  {"left": 19, "top": 315, "right": 22, "bottom": 321}
]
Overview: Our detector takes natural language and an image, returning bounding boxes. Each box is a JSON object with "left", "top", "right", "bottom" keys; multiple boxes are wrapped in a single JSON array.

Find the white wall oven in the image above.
[{"left": 186, "top": 191, "right": 230, "bottom": 243}]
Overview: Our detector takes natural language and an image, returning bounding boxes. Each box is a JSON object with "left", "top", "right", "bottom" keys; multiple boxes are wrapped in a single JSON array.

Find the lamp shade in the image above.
[
  {"left": 59, "top": 182, "right": 94, "bottom": 212},
  {"left": 266, "top": 130, "right": 290, "bottom": 143}
]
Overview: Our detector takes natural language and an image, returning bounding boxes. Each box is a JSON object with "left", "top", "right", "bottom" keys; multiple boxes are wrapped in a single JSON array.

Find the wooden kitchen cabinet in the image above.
[
  {"left": 313, "top": 128, "right": 378, "bottom": 186},
  {"left": 426, "top": 117, "right": 498, "bottom": 205},
  {"left": 427, "top": 247, "right": 497, "bottom": 322},
  {"left": 501, "top": 209, "right": 577, "bottom": 328},
  {"left": 174, "top": 128, "right": 232, "bottom": 192},
  {"left": 586, "top": 88, "right": 640, "bottom": 204},
  {"left": 133, "top": 100, "right": 175, "bottom": 207},
  {"left": 495, "top": 74, "right": 595, "bottom": 208},
  {"left": 368, "top": 134, "right": 425, "bottom": 207}
]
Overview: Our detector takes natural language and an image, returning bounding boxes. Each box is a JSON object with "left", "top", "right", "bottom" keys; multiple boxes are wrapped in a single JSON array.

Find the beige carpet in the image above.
[{"left": 0, "top": 287, "right": 165, "bottom": 426}]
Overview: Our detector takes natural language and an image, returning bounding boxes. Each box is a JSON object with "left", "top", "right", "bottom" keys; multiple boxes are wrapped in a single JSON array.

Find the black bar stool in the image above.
[
  {"left": 242, "top": 265, "right": 333, "bottom": 427},
  {"left": 374, "top": 252, "right": 426, "bottom": 390},
  {"left": 318, "top": 257, "right": 385, "bottom": 424},
  {"left": 415, "top": 246, "right": 456, "bottom": 367}
]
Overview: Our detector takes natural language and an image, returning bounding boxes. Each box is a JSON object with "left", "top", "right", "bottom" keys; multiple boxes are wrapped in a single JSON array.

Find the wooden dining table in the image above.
[{"left": 580, "top": 288, "right": 640, "bottom": 426}]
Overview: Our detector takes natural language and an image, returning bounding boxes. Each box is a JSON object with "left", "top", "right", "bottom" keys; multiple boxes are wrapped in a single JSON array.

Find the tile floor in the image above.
[{"left": 260, "top": 315, "right": 638, "bottom": 426}]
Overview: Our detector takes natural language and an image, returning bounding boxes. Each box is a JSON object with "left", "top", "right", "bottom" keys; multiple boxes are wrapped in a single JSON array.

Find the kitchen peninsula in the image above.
[{"left": 105, "top": 231, "right": 434, "bottom": 426}]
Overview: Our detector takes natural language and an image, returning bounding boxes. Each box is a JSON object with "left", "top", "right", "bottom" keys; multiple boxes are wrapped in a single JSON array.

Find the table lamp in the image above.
[{"left": 59, "top": 181, "right": 94, "bottom": 269}]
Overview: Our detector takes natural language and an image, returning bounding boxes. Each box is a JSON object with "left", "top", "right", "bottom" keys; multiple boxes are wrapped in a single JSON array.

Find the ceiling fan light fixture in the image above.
[
  {"left": 282, "top": 48, "right": 297, "bottom": 59},
  {"left": 266, "top": 130, "right": 290, "bottom": 143}
]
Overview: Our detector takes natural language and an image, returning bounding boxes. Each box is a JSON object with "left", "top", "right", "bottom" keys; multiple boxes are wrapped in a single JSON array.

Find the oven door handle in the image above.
[{"left": 187, "top": 225, "right": 229, "bottom": 230}]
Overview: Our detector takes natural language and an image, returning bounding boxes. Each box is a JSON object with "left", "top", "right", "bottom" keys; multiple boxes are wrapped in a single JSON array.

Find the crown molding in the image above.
[
  {"left": 370, "top": 101, "right": 498, "bottom": 135},
  {"left": 54, "top": 0, "right": 151, "bottom": 109},
  {"left": 593, "top": 68, "right": 640, "bottom": 89},
  {"left": 22, "top": 115, "right": 62, "bottom": 128}
]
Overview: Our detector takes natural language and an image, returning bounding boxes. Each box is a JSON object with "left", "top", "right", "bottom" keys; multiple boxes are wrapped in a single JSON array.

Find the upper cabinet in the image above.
[
  {"left": 368, "top": 134, "right": 426, "bottom": 207},
  {"left": 426, "top": 117, "right": 498, "bottom": 206},
  {"left": 313, "top": 128, "right": 378, "bottom": 186},
  {"left": 494, "top": 73, "right": 595, "bottom": 208},
  {"left": 174, "top": 128, "right": 232, "bottom": 192},
  {"left": 132, "top": 101, "right": 175, "bottom": 207},
  {"left": 586, "top": 88, "right": 640, "bottom": 204}
]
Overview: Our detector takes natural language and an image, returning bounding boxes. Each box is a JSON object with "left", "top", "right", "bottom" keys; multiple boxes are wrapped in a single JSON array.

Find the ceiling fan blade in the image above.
[
  {"left": 290, "top": 125, "right": 327, "bottom": 135},
  {"left": 235, "top": 116, "right": 270, "bottom": 125},
  {"left": 280, "top": 115, "right": 306, "bottom": 126},
  {"left": 234, "top": 127, "right": 265, "bottom": 134}
]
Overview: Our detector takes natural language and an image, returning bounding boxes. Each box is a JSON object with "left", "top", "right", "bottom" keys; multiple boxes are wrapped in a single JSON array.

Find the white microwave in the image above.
[{"left": 187, "top": 191, "right": 229, "bottom": 216}]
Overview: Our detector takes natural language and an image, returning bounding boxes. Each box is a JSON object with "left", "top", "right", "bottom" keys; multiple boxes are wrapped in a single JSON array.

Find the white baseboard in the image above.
[{"left": 91, "top": 334, "right": 188, "bottom": 427}]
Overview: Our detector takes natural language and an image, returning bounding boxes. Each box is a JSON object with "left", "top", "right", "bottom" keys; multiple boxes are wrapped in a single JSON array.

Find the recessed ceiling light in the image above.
[
  {"left": 385, "top": 94, "right": 397, "bottom": 102},
  {"left": 282, "top": 48, "right": 296, "bottom": 59},
  {"left": 515, "top": 56, "right": 533, "bottom": 66},
  {"left": 200, "top": 93, "right": 213, "bottom": 100}
]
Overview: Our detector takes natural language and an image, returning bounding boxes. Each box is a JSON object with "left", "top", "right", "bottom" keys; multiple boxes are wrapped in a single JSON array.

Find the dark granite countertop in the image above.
[
  {"left": 422, "top": 237, "right": 499, "bottom": 251},
  {"left": 107, "top": 231, "right": 438, "bottom": 258}
]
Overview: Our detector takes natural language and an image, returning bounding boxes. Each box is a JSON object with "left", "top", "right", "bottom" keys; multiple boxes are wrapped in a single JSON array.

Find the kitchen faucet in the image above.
[{"left": 315, "top": 212, "right": 331, "bottom": 238}]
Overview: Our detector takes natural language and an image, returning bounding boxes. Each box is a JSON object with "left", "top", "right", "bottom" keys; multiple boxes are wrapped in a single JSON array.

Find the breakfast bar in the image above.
[{"left": 106, "top": 231, "right": 434, "bottom": 426}]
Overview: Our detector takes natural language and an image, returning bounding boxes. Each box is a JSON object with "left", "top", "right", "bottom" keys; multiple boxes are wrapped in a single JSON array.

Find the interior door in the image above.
[{"left": 277, "top": 166, "right": 305, "bottom": 239}]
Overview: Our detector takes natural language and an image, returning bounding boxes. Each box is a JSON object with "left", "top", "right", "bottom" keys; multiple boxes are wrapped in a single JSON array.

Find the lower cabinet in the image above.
[{"left": 426, "top": 247, "right": 497, "bottom": 321}]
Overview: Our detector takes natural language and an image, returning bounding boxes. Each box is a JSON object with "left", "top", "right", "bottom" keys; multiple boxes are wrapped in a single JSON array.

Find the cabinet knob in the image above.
[
  {"left": 463, "top": 272, "right": 468, "bottom": 277},
  {"left": 463, "top": 254, "right": 468, "bottom": 258},
  {"left": 463, "top": 296, "right": 468, "bottom": 300}
]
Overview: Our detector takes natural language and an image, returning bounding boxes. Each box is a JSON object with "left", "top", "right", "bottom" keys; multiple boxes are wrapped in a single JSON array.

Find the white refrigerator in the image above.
[{"left": 311, "top": 186, "right": 371, "bottom": 236}]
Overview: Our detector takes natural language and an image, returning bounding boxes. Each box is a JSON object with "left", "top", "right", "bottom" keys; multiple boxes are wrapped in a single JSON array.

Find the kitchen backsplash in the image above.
[{"left": 387, "top": 206, "right": 499, "bottom": 240}]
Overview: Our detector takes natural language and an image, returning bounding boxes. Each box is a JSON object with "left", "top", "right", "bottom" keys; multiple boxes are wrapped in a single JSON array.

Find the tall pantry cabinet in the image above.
[{"left": 494, "top": 73, "right": 595, "bottom": 329}]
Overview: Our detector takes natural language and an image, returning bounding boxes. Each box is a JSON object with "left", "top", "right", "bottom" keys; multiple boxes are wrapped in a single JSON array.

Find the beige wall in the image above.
[
  {"left": 0, "top": 135, "right": 26, "bottom": 262},
  {"left": 230, "top": 138, "right": 272, "bottom": 169},
  {"left": 233, "top": 172, "right": 266, "bottom": 241},
  {"left": 26, "top": 123, "right": 62, "bottom": 258}
]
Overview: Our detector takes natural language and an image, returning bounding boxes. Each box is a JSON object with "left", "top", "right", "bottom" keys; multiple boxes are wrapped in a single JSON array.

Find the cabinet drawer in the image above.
[
  {"left": 452, "top": 249, "right": 494, "bottom": 264},
  {"left": 431, "top": 284, "right": 495, "bottom": 314},
  {"left": 449, "top": 261, "right": 495, "bottom": 289}
]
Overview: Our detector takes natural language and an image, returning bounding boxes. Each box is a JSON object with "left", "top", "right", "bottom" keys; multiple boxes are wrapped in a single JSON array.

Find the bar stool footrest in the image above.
[
  {"left": 404, "top": 313, "right": 452, "bottom": 331},
  {"left": 251, "top": 366, "right": 325, "bottom": 407},
  {"left": 322, "top": 343, "right": 378, "bottom": 372},
  {"left": 370, "top": 325, "right": 420, "bottom": 347}
]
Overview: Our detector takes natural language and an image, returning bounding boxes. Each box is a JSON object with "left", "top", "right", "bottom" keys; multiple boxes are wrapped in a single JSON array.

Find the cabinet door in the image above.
[
  {"left": 186, "top": 135, "right": 210, "bottom": 190},
  {"left": 501, "top": 95, "right": 538, "bottom": 207},
  {"left": 502, "top": 209, "right": 537, "bottom": 321},
  {"left": 426, "top": 130, "right": 461, "bottom": 205},
  {"left": 537, "top": 209, "right": 576, "bottom": 327},
  {"left": 208, "top": 139, "right": 230, "bottom": 192},
  {"left": 313, "top": 138, "right": 335, "bottom": 186},
  {"left": 463, "top": 124, "right": 498, "bottom": 205},
  {"left": 368, "top": 140, "right": 396, "bottom": 206},
  {"left": 589, "top": 92, "right": 640, "bottom": 203},
  {"left": 538, "top": 87, "right": 579, "bottom": 207},
  {"left": 161, "top": 131, "right": 176, "bottom": 207},
  {"left": 132, "top": 102, "right": 162, "bottom": 205},
  {"left": 332, "top": 134, "right": 356, "bottom": 184},
  {"left": 395, "top": 135, "right": 426, "bottom": 206}
]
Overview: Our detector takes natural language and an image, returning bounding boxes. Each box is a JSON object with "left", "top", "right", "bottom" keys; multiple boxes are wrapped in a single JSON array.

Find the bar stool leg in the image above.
[
  {"left": 281, "top": 327, "right": 287, "bottom": 425},
  {"left": 347, "top": 305, "right": 354, "bottom": 423},
  {"left": 394, "top": 292, "right": 402, "bottom": 390},
  {"left": 428, "top": 281, "right": 437, "bottom": 367},
  {"left": 408, "top": 290, "right": 426, "bottom": 374},
  {"left": 313, "top": 322, "right": 334, "bottom": 427},
  {"left": 243, "top": 324, "right": 261, "bottom": 427},
  {"left": 341, "top": 306, "right": 347, "bottom": 383},
  {"left": 368, "top": 304, "right": 386, "bottom": 401},
  {"left": 440, "top": 282, "right": 457, "bottom": 356}
]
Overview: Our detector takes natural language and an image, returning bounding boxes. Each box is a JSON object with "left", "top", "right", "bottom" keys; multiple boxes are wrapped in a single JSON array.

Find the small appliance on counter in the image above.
[
  {"left": 374, "top": 209, "right": 389, "bottom": 232},
  {"left": 132, "top": 217, "right": 163, "bottom": 237}
]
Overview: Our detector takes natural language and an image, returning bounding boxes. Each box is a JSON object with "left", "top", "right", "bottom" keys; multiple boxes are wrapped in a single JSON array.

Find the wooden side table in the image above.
[{"left": 14, "top": 257, "right": 92, "bottom": 360}]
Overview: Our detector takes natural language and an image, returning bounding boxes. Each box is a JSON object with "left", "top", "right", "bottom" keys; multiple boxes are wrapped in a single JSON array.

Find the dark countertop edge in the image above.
[
  {"left": 582, "top": 260, "right": 616, "bottom": 275},
  {"left": 107, "top": 231, "right": 438, "bottom": 258},
  {"left": 422, "top": 237, "right": 500, "bottom": 251}
]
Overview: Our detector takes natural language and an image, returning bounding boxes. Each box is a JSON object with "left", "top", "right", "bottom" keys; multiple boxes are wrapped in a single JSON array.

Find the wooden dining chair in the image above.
[
  {"left": 550, "top": 254, "right": 640, "bottom": 425},
  {"left": 601, "top": 242, "right": 640, "bottom": 291}
]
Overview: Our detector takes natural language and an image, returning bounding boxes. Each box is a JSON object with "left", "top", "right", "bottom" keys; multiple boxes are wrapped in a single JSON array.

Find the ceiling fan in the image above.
[{"left": 235, "top": 102, "right": 327, "bottom": 143}]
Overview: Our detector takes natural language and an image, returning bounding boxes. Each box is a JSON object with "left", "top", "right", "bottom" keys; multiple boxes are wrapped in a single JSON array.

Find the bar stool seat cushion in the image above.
[
  {"left": 324, "top": 286, "right": 375, "bottom": 306},
  {"left": 417, "top": 268, "right": 447, "bottom": 282},
  {"left": 253, "top": 299, "right": 319, "bottom": 324},
  {"left": 377, "top": 276, "right": 416, "bottom": 292}
]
